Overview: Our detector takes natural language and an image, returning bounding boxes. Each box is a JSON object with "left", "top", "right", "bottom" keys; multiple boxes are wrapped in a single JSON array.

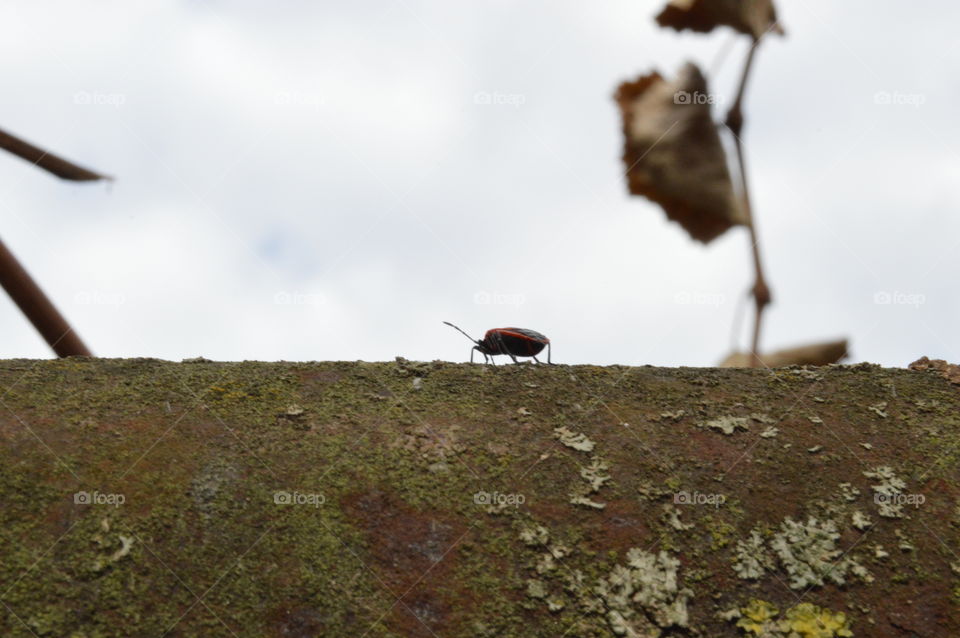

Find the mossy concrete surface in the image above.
[{"left": 0, "top": 358, "right": 958, "bottom": 637}]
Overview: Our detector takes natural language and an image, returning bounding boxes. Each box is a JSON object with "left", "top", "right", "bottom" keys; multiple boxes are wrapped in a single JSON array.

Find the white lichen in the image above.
[
  {"left": 701, "top": 416, "right": 750, "bottom": 435},
  {"left": 662, "top": 504, "right": 694, "bottom": 532},
  {"left": 563, "top": 569, "right": 603, "bottom": 614},
  {"left": 837, "top": 483, "right": 861, "bottom": 502},
  {"left": 717, "top": 607, "right": 741, "bottom": 622},
  {"left": 580, "top": 457, "right": 611, "bottom": 493},
  {"left": 637, "top": 481, "right": 670, "bottom": 502},
  {"left": 851, "top": 510, "right": 873, "bottom": 531},
  {"left": 519, "top": 523, "right": 550, "bottom": 547},
  {"left": 535, "top": 553, "right": 558, "bottom": 574},
  {"left": 595, "top": 548, "right": 692, "bottom": 637},
  {"left": 548, "top": 541, "right": 571, "bottom": 560},
  {"left": 526, "top": 579, "right": 548, "bottom": 599},
  {"left": 733, "top": 529, "right": 775, "bottom": 580},
  {"left": 92, "top": 534, "right": 134, "bottom": 572},
  {"left": 849, "top": 562, "right": 874, "bottom": 584},
  {"left": 868, "top": 402, "right": 888, "bottom": 418},
  {"left": 553, "top": 426, "right": 596, "bottom": 452},
  {"left": 789, "top": 368, "right": 824, "bottom": 381},
  {"left": 570, "top": 494, "right": 606, "bottom": 510},
  {"left": 534, "top": 537, "right": 571, "bottom": 574},
  {"left": 770, "top": 517, "right": 863, "bottom": 590},
  {"left": 863, "top": 465, "right": 907, "bottom": 518},
  {"left": 895, "top": 528, "right": 915, "bottom": 552},
  {"left": 284, "top": 404, "right": 305, "bottom": 416},
  {"left": 568, "top": 456, "right": 611, "bottom": 509}
]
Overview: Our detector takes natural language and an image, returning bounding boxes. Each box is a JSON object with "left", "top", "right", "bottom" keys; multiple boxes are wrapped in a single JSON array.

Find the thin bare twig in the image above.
[
  {"left": 0, "top": 236, "right": 92, "bottom": 357},
  {"left": 0, "top": 127, "right": 110, "bottom": 357},
  {"left": 0, "top": 128, "right": 111, "bottom": 182}
]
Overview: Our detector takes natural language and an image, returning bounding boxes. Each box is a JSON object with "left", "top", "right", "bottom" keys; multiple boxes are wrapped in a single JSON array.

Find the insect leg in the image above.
[{"left": 494, "top": 331, "right": 520, "bottom": 364}]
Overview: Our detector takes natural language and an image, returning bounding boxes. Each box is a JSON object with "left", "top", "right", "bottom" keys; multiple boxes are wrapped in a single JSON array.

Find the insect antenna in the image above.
[{"left": 443, "top": 321, "right": 479, "bottom": 344}]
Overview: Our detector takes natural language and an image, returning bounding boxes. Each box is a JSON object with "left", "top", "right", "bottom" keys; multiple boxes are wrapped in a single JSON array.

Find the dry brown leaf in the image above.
[
  {"left": 0, "top": 128, "right": 110, "bottom": 181},
  {"left": 656, "top": 0, "right": 784, "bottom": 40},
  {"left": 615, "top": 63, "right": 745, "bottom": 243},
  {"left": 908, "top": 356, "right": 960, "bottom": 386},
  {"left": 719, "top": 339, "right": 849, "bottom": 367}
]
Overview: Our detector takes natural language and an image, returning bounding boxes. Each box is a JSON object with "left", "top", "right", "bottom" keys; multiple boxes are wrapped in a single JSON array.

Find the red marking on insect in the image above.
[{"left": 444, "top": 321, "right": 552, "bottom": 364}]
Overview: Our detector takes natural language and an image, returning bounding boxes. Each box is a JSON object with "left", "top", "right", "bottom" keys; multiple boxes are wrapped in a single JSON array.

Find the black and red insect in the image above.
[{"left": 444, "top": 321, "right": 552, "bottom": 364}]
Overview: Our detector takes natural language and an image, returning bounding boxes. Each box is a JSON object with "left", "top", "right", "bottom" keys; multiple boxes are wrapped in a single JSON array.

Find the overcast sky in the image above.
[{"left": 0, "top": 1, "right": 957, "bottom": 366}]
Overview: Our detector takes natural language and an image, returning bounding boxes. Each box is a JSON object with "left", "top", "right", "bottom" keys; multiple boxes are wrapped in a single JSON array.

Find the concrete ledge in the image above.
[{"left": 0, "top": 358, "right": 957, "bottom": 637}]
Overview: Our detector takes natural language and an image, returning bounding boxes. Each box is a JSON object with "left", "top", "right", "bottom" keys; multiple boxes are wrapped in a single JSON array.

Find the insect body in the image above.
[{"left": 444, "top": 321, "right": 552, "bottom": 364}]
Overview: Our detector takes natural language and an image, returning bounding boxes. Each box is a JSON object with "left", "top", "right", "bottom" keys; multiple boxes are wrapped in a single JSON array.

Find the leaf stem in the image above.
[{"left": 725, "top": 39, "right": 770, "bottom": 368}]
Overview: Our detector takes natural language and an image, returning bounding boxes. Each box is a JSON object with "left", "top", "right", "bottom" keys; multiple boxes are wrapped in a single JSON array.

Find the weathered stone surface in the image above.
[{"left": 0, "top": 358, "right": 957, "bottom": 636}]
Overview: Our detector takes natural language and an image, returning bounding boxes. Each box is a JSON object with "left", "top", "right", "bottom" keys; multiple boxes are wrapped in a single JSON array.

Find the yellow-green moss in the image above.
[{"left": 736, "top": 599, "right": 853, "bottom": 637}]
